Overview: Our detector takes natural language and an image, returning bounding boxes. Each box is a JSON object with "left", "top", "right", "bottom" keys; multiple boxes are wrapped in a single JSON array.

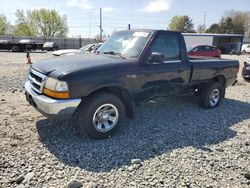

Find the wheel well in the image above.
[
  {"left": 87, "top": 86, "right": 134, "bottom": 119},
  {"left": 212, "top": 75, "right": 226, "bottom": 87},
  {"left": 89, "top": 86, "right": 128, "bottom": 102}
]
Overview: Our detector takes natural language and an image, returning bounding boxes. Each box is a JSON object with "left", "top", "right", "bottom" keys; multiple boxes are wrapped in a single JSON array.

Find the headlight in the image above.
[
  {"left": 44, "top": 77, "right": 68, "bottom": 92},
  {"left": 43, "top": 77, "right": 70, "bottom": 99}
]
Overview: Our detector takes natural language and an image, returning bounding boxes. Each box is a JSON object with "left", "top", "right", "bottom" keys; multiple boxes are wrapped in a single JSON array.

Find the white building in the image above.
[{"left": 182, "top": 33, "right": 244, "bottom": 54}]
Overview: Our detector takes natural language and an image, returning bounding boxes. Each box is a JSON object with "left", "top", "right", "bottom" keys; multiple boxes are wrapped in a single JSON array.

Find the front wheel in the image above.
[
  {"left": 75, "top": 92, "right": 125, "bottom": 139},
  {"left": 200, "top": 82, "right": 225, "bottom": 109},
  {"left": 243, "top": 77, "right": 250, "bottom": 81}
]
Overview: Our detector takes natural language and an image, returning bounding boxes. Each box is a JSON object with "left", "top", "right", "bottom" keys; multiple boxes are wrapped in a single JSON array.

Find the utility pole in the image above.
[
  {"left": 99, "top": 8, "right": 103, "bottom": 42},
  {"left": 203, "top": 11, "right": 207, "bottom": 31},
  {"left": 88, "top": 12, "right": 92, "bottom": 41}
]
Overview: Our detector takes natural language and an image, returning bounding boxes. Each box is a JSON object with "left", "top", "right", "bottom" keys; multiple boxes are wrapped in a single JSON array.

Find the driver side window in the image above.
[{"left": 150, "top": 34, "right": 181, "bottom": 62}]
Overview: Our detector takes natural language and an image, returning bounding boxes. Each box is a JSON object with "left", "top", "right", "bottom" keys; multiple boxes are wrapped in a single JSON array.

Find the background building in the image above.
[{"left": 183, "top": 33, "right": 244, "bottom": 54}]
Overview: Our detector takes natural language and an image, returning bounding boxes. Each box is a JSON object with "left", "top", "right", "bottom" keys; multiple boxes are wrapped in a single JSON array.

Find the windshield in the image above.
[{"left": 98, "top": 31, "right": 152, "bottom": 58}]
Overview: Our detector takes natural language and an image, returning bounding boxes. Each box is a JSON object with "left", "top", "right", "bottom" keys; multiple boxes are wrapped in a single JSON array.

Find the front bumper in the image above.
[{"left": 25, "top": 81, "right": 81, "bottom": 118}]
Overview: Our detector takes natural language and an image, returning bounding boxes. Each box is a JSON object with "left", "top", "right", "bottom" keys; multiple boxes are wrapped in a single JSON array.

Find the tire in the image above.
[
  {"left": 75, "top": 92, "right": 125, "bottom": 139},
  {"left": 11, "top": 45, "right": 20, "bottom": 52},
  {"left": 243, "top": 77, "right": 250, "bottom": 81},
  {"left": 200, "top": 82, "right": 225, "bottom": 109},
  {"left": 53, "top": 47, "right": 59, "bottom": 51}
]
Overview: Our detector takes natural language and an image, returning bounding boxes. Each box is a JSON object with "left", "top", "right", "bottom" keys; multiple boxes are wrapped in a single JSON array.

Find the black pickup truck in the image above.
[{"left": 25, "top": 30, "right": 239, "bottom": 139}]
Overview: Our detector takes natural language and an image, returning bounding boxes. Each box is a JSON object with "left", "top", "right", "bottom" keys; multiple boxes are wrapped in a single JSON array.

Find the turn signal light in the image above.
[{"left": 43, "top": 87, "right": 70, "bottom": 99}]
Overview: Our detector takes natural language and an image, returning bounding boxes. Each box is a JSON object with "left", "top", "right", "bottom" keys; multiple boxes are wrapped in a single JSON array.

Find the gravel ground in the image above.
[{"left": 0, "top": 52, "right": 250, "bottom": 188}]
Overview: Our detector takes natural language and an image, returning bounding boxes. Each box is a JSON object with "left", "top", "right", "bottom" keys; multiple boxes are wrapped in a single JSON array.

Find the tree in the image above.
[
  {"left": 206, "top": 23, "right": 221, "bottom": 33},
  {"left": 206, "top": 10, "right": 250, "bottom": 36},
  {"left": 14, "top": 9, "right": 36, "bottom": 36},
  {"left": 227, "top": 10, "right": 250, "bottom": 35},
  {"left": 168, "top": 15, "right": 195, "bottom": 33},
  {"left": 220, "top": 17, "right": 235, "bottom": 34},
  {"left": 29, "top": 9, "right": 68, "bottom": 39},
  {"left": 197, "top": 25, "right": 205, "bottom": 33},
  {"left": 14, "top": 9, "right": 68, "bottom": 39},
  {"left": 0, "top": 14, "right": 8, "bottom": 35}
]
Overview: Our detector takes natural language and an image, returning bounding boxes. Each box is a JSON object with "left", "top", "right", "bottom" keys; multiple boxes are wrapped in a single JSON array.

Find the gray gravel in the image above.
[{"left": 0, "top": 52, "right": 250, "bottom": 187}]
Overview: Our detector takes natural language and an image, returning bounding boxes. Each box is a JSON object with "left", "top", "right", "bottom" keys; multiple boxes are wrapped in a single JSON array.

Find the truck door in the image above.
[{"left": 140, "top": 32, "right": 191, "bottom": 98}]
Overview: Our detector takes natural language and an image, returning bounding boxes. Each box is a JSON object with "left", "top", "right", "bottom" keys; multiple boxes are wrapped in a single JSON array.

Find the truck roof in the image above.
[{"left": 117, "top": 29, "right": 181, "bottom": 35}]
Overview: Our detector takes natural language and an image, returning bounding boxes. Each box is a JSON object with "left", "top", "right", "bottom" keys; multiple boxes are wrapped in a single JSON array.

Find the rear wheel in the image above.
[
  {"left": 200, "top": 82, "right": 225, "bottom": 109},
  {"left": 75, "top": 92, "right": 125, "bottom": 139},
  {"left": 11, "top": 45, "right": 20, "bottom": 52}
]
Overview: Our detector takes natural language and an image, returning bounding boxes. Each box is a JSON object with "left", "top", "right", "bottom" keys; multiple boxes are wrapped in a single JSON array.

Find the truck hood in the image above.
[{"left": 31, "top": 54, "right": 128, "bottom": 77}]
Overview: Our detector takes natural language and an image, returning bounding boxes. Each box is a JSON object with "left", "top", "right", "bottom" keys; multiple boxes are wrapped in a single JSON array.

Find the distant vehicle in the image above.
[
  {"left": 43, "top": 42, "right": 59, "bottom": 51},
  {"left": 0, "top": 39, "right": 43, "bottom": 52},
  {"left": 242, "top": 57, "right": 250, "bottom": 80},
  {"left": 52, "top": 43, "right": 102, "bottom": 56},
  {"left": 241, "top": 44, "right": 250, "bottom": 54},
  {"left": 188, "top": 45, "right": 221, "bottom": 58},
  {"left": 88, "top": 43, "right": 102, "bottom": 54}
]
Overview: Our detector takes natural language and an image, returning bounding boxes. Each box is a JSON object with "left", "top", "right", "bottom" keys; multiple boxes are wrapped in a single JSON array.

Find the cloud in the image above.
[
  {"left": 102, "top": 7, "right": 116, "bottom": 12},
  {"left": 142, "top": 0, "right": 172, "bottom": 12},
  {"left": 66, "top": 0, "right": 94, "bottom": 10}
]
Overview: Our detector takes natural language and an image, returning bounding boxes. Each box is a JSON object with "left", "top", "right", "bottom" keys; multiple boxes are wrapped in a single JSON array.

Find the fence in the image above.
[{"left": 0, "top": 35, "right": 96, "bottom": 49}]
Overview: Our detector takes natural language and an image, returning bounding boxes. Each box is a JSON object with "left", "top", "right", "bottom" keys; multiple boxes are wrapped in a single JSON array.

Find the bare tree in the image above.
[
  {"left": 0, "top": 14, "right": 9, "bottom": 35},
  {"left": 14, "top": 9, "right": 68, "bottom": 39},
  {"left": 29, "top": 9, "right": 68, "bottom": 40},
  {"left": 14, "top": 9, "right": 36, "bottom": 36}
]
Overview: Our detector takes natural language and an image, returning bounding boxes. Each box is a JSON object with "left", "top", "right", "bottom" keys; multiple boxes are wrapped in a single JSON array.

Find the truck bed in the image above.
[{"left": 189, "top": 58, "right": 239, "bottom": 87}]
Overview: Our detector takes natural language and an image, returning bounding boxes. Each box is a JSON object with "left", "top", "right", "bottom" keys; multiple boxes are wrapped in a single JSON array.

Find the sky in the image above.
[{"left": 1, "top": 0, "right": 250, "bottom": 38}]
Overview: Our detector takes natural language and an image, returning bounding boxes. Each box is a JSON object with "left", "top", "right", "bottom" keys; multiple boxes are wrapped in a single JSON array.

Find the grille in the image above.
[{"left": 28, "top": 68, "right": 47, "bottom": 93}]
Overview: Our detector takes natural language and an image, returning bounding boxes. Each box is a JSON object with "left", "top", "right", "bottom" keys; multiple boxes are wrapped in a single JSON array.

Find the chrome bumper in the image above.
[{"left": 25, "top": 81, "right": 81, "bottom": 117}]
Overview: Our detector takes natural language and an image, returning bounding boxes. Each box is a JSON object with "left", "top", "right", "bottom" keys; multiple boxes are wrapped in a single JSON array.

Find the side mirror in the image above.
[{"left": 149, "top": 52, "right": 165, "bottom": 63}]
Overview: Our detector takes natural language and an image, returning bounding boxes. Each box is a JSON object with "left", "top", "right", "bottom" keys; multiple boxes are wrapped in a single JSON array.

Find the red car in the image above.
[{"left": 188, "top": 45, "right": 221, "bottom": 58}]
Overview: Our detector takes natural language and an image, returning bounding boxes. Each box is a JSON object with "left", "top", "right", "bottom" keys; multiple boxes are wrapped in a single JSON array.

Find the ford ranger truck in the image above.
[{"left": 25, "top": 30, "right": 239, "bottom": 139}]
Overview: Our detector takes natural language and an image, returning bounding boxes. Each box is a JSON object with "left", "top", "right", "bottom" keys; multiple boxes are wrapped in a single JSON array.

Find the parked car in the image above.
[
  {"left": 52, "top": 43, "right": 102, "bottom": 56},
  {"left": 241, "top": 44, "right": 250, "bottom": 54},
  {"left": 188, "top": 45, "right": 221, "bottom": 58},
  {"left": 25, "top": 29, "right": 239, "bottom": 139},
  {"left": 43, "top": 42, "right": 59, "bottom": 51},
  {"left": 66, "top": 43, "right": 103, "bottom": 56},
  {"left": 242, "top": 57, "right": 250, "bottom": 80}
]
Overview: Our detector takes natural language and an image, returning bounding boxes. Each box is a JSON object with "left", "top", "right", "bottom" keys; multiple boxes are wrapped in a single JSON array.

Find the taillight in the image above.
[{"left": 237, "top": 65, "right": 240, "bottom": 73}]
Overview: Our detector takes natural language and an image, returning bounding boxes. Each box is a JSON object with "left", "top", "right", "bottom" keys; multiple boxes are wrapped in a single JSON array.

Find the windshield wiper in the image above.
[{"left": 103, "top": 51, "right": 126, "bottom": 59}]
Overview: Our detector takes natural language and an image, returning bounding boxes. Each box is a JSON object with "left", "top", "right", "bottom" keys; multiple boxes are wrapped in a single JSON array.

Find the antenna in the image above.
[
  {"left": 128, "top": 24, "right": 131, "bottom": 30},
  {"left": 99, "top": 8, "right": 103, "bottom": 42}
]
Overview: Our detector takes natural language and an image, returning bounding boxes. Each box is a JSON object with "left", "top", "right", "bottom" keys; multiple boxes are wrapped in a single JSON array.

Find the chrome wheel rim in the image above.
[
  {"left": 209, "top": 89, "right": 220, "bottom": 107},
  {"left": 92, "top": 104, "right": 119, "bottom": 132}
]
